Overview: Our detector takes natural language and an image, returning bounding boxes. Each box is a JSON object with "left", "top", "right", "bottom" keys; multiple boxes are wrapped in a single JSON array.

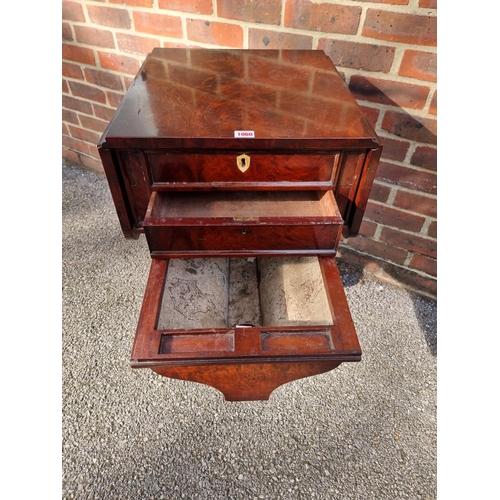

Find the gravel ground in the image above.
[{"left": 62, "top": 163, "right": 437, "bottom": 500}]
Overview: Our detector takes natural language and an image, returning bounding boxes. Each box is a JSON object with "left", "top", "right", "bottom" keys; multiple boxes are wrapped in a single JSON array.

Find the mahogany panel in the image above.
[
  {"left": 99, "top": 48, "right": 379, "bottom": 151},
  {"left": 348, "top": 146, "right": 384, "bottom": 236},
  {"left": 97, "top": 147, "right": 138, "bottom": 239},
  {"left": 147, "top": 151, "right": 339, "bottom": 187},
  {"left": 151, "top": 361, "right": 342, "bottom": 401},
  {"left": 117, "top": 150, "right": 151, "bottom": 227},
  {"left": 146, "top": 225, "right": 340, "bottom": 256}
]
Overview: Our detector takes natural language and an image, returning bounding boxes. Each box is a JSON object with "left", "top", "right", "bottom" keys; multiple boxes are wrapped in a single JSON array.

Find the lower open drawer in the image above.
[{"left": 131, "top": 256, "right": 360, "bottom": 401}]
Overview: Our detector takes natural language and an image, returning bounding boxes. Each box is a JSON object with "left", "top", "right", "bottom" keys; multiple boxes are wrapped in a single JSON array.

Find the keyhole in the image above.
[
  {"left": 241, "top": 228, "right": 247, "bottom": 235},
  {"left": 236, "top": 154, "right": 250, "bottom": 172}
]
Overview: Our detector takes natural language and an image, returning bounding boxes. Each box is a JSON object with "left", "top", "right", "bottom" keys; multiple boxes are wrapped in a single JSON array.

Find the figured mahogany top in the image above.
[{"left": 99, "top": 48, "right": 379, "bottom": 151}]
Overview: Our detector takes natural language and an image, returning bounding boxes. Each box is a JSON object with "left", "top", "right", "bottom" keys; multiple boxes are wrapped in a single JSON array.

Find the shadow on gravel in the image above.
[{"left": 337, "top": 260, "right": 437, "bottom": 357}]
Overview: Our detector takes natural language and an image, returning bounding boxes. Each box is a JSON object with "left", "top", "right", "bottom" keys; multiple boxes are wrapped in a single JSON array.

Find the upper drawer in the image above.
[{"left": 146, "top": 151, "right": 340, "bottom": 189}]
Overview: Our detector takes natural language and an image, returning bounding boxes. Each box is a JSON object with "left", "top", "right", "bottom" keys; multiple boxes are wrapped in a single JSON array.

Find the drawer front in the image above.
[
  {"left": 146, "top": 152, "right": 339, "bottom": 188},
  {"left": 144, "top": 224, "right": 341, "bottom": 256}
]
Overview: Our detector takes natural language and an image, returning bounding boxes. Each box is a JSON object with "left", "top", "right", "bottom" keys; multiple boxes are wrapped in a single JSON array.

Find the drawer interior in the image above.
[
  {"left": 131, "top": 256, "right": 361, "bottom": 365},
  {"left": 145, "top": 190, "right": 342, "bottom": 223},
  {"left": 158, "top": 256, "right": 334, "bottom": 330}
]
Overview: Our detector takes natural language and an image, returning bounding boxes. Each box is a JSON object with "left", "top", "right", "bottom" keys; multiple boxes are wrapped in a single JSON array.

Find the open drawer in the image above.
[
  {"left": 143, "top": 190, "right": 344, "bottom": 257},
  {"left": 131, "top": 256, "right": 360, "bottom": 401}
]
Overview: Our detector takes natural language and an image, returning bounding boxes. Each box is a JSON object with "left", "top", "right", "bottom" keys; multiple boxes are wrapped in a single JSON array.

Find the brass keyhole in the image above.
[{"left": 236, "top": 154, "right": 250, "bottom": 173}]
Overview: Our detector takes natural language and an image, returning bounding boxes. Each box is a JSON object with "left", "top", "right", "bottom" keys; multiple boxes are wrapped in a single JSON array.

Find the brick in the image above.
[
  {"left": 356, "top": 0, "right": 408, "bottom": 3},
  {"left": 186, "top": 19, "right": 243, "bottom": 48},
  {"left": 368, "top": 182, "right": 391, "bottom": 203},
  {"left": 80, "top": 154, "right": 104, "bottom": 174},
  {"left": 318, "top": 39, "right": 395, "bottom": 73},
  {"left": 62, "top": 22, "right": 73, "bottom": 42},
  {"left": 79, "top": 115, "right": 109, "bottom": 134},
  {"left": 124, "top": 77, "right": 134, "bottom": 90},
  {"left": 62, "top": 122, "right": 69, "bottom": 136},
  {"left": 382, "top": 110, "right": 437, "bottom": 145},
  {"left": 117, "top": 33, "right": 160, "bottom": 56},
  {"left": 428, "top": 221, "right": 437, "bottom": 238},
  {"left": 63, "top": 95, "right": 93, "bottom": 115},
  {"left": 87, "top": 5, "right": 131, "bottom": 29},
  {"left": 409, "top": 254, "right": 437, "bottom": 276},
  {"left": 68, "top": 81, "right": 107, "bottom": 104},
  {"left": 63, "top": 109, "right": 79, "bottom": 125},
  {"left": 110, "top": 0, "right": 153, "bottom": 6},
  {"left": 62, "top": 1, "right": 84, "bottom": 21},
  {"left": 347, "top": 236, "right": 408, "bottom": 264},
  {"left": 62, "top": 44, "right": 96, "bottom": 66},
  {"left": 365, "top": 200, "right": 425, "bottom": 232},
  {"left": 379, "top": 136, "right": 410, "bottom": 162},
  {"left": 63, "top": 148, "right": 82, "bottom": 165},
  {"left": 92, "top": 104, "right": 116, "bottom": 122},
  {"left": 398, "top": 270, "right": 436, "bottom": 297},
  {"left": 249, "top": 29, "right": 313, "bottom": 50},
  {"left": 62, "top": 62, "right": 84, "bottom": 80},
  {"left": 363, "top": 9, "right": 437, "bottom": 46},
  {"left": 98, "top": 51, "right": 141, "bottom": 75},
  {"left": 106, "top": 91, "right": 124, "bottom": 108},
  {"left": 68, "top": 125, "right": 101, "bottom": 144},
  {"left": 399, "top": 50, "right": 437, "bottom": 82},
  {"left": 349, "top": 75, "right": 430, "bottom": 110},
  {"left": 63, "top": 79, "right": 69, "bottom": 93},
  {"left": 411, "top": 145, "right": 436, "bottom": 171},
  {"left": 163, "top": 41, "right": 195, "bottom": 50},
  {"left": 133, "top": 11, "right": 182, "bottom": 38},
  {"left": 358, "top": 219, "right": 377, "bottom": 238},
  {"left": 285, "top": 0, "right": 361, "bottom": 35},
  {"left": 429, "top": 90, "right": 437, "bottom": 115},
  {"left": 337, "top": 246, "right": 437, "bottom": 298},
  {"left": 218, "top": 0, "right": 282, "bottom": 25},
  {"left": 63, "top": 135, "right": 91, "bottom": 155},
  {"left": 419, "top": 0, "right": 437, "bottom": 7},
  {"left": 159, "top": 0, "right": 212, "bottom": 14},
  {"left": 376, "top": 161, "right": 437, "bottom": 195},
  {"left": 84, "top": 68, "right": 123, "bottom": 91},
  {"left": 74, "top": 26, "right": 115, "bottom": 49},
  {"left": 393, "top": 190, "right": 436, "bottom": 218},
  {"left": 380, "top": 226, "right": 436, "bottom": 258},
  {"left": 359, "top": 105, "right": 380, "bottom": 129},
  {"left": 88, "top": 143, "right": 100, "bottom": 159}
]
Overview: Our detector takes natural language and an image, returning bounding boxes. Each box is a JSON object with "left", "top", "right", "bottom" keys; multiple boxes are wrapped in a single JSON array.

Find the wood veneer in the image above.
[{"left": 97, "top": 48, "right": 382, "bottom": 401}]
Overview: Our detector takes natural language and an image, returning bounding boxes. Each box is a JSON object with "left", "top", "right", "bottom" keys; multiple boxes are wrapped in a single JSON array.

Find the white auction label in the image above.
[{"left": 234, "top": 130, "right": 255, "bottom": 138}]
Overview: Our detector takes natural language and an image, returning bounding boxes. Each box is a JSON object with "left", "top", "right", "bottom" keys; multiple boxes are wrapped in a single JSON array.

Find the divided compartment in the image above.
[
  {"left": 131, "top": 256, "right": 361, "bottom": 365},
  {"left": 142, "top": 190, "right": 344, "bottom": 256}
]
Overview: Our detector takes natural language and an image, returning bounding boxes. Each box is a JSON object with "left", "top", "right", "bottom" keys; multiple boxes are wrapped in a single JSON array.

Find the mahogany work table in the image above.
[{"left": 98, "top": 48, "right": 382, "bottom": 401}]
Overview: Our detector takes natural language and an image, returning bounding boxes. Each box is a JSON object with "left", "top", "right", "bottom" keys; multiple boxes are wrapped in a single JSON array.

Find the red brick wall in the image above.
[{"left": 62, "top": 0, "right": 437, "bottom": 298}]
